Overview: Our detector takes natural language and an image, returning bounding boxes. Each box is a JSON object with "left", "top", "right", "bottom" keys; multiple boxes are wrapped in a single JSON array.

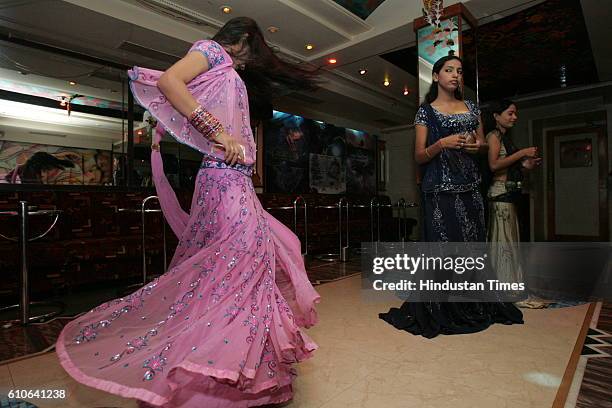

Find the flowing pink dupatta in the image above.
[{"left": 151, "top": 125, "right": 189, "bottom": 237}]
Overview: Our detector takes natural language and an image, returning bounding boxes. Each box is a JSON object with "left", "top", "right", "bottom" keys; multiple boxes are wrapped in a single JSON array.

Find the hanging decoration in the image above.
[
  {"left": 59, "top": 94, "right": 83, "bottom": 116},
  {"left": 422, "top": 0, "right": 444, "bottom": 30},
  {"left": 420, "top": 0, "right": 457, "bottom": 55}
]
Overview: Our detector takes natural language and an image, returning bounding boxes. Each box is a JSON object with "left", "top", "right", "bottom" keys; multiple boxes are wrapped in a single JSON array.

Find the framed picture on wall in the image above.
[
  {"left": 559, "top": 138, "right": 593, "bottom": 168},
  {"left": 262, "top": 110, "right": 376, "bottom": 194}
]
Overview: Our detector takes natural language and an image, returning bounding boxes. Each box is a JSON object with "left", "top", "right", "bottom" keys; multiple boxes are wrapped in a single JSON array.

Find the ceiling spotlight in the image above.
[
  {"left": 221, "top": 5, "right": 232, "bottom": 14},
  {"left": 359, "top": 69, "right": 367, "bottom": 75},
  {"left": 69, "top": 81, "right": 77, "bottom": 86},
  {"left": 383, "top": 79, "right": 390, "bottom": 87},
  {"left": 328, "top": 58, "right": 337, "bottom": 64},
  {"left": 403, "top": 88, "right": 410, "bottom": 95},
  {"left": 305, "top": 44, "right": 314, "bottom": 50},
  {"left": 267, "top": 26, "right": 279, "bottom": 33}
]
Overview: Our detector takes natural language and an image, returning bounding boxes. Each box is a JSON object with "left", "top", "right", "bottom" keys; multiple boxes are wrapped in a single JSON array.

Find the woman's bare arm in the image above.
[
  {"left": 155, "top": 52, "right": 243, "bottom": 164},
  {"left": 487, "top": 132, "right": 527, "bottom": 172},
  {"left": 157, "top": 52, "right": 209, "bottom": 118}
]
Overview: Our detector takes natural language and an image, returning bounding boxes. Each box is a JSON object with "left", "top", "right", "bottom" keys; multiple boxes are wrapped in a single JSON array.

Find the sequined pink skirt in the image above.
[{"left": 56, "top": 165, "right": 320, "bottom": 407}]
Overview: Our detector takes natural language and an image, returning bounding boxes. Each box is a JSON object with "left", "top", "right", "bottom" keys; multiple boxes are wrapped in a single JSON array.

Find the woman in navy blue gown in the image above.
[{"left": 379, "top": 55, "right": 523, "bottom": 338}]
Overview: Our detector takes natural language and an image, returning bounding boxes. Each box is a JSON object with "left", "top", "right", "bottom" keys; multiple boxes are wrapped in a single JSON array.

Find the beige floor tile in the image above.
[
  {"left": 290, "top": 343, "right": 397, "bottom": 408},
  {"left": 296, "top": 276, "right": 586, "bottom": 408},
  {"left": 8, "top": 351, "right": 70, "bottom": 388},
  {"left": 0, "top": 363, "right": 14, "bottom": 394},
  {"left": 8, "top": 353, "right": 137, "bottom": 408}
]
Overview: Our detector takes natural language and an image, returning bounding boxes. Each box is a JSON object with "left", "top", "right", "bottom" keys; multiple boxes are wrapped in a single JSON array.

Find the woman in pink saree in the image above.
[{"left": 56, "top": 17, "right": 320, "bottom": 407}]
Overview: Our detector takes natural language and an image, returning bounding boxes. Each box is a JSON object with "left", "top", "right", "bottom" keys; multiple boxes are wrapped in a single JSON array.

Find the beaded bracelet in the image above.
[{"left": 188, "top": 105, "right": 225, "bottom": 141}]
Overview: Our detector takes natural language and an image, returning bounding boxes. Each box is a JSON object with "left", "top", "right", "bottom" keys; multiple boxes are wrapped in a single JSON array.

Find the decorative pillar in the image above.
[{"left": 413, "top": 2, "right": 478, "bottom": 104}]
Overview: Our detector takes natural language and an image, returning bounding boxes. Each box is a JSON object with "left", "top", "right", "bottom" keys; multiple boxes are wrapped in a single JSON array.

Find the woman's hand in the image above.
[
  {"left": 521, "top": 157, "right": 542, "bottom": 170},
  {"left": 520, "top": 146, "right": 538, "bottom": 158},
  {"left": 462, "top": 139, "right": 481, "bottom": 154},
  {"left": 440, "top": 133, "right": 467, "bottom": 150},
  {"left": 215, "top": 132, "right": 244, "bottom": 166}
]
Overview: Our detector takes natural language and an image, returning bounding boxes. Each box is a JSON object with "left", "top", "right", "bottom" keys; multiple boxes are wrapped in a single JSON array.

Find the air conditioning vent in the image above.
[
  {"left": 286, "top": 92, "right": 324, "bottom": 105},
  {"left": 90, "top": 68, "right": 124, "bottom": 82},
  {"left": 118, "top": 41, "right": 180, "bottom": 64}
]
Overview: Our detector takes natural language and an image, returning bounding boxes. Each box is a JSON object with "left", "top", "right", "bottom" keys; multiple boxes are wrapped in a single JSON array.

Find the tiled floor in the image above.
[
  {"left": 0, "top": 272, "right": 591, "bottom": 408},
  {"left": 566, "top": 302, "right": 612, "bottom": 408}
]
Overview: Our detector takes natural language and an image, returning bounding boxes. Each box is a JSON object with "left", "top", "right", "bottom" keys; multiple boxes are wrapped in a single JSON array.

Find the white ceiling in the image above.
[{"left": 0, "top": 0, "right": 609, "bottom": 134}]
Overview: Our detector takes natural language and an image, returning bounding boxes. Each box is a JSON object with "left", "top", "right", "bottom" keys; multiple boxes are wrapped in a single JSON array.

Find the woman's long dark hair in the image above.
[
  {"left": 8, "top": 152, "right": 74, "bottom": 184},
  {"left": 212, "top": 17, "right": 319, "bottom": 118},
  {"left": 483, "top": 99, "right": 519, "bottom": 156},
  {"left": 423, "top": 55, "right": 463, "bottom": 105},
  {"left": 482, "top": 99, "right": 522, "bottom": 183}
]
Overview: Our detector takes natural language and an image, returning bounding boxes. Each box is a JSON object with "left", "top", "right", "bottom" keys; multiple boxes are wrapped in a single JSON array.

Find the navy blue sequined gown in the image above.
[{"left": 379, "top": 101, "right": 523, "bottom": 338}]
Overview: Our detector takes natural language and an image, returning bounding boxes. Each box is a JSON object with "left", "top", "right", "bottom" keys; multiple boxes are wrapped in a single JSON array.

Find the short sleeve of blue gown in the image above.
[
  {"left": 414, "top": 105, "right": 429, "bottom": 127},
  {"left": 465, "top": 100, "right": 481, "bottom": 117}
]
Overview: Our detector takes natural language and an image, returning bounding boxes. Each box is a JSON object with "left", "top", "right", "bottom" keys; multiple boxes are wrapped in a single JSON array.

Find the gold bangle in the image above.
[{"left": 425, "top": 147, "right": 432, "bottom": 159}]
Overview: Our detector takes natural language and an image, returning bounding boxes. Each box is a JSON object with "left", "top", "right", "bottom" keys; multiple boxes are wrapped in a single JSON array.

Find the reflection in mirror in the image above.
[{"left": 0, "top": 64, "right": 138, "bottom": 187}]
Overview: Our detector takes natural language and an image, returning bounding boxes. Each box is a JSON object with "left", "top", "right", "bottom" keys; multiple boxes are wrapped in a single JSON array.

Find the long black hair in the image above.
[
  {"left": 423, "top": 55, "right": 463, "bottom": 105},
  {"left": 212, "top": 17, "right": 319, "bottom": 118},
  {"left": 483, "top": 99, "right": 519, "bottom": 156},
  {"left": 482, "top": 99, "right": 522, "bottom": 184},
  {"left": 9, "top": 152, "right": 74, "bottom": 184}
]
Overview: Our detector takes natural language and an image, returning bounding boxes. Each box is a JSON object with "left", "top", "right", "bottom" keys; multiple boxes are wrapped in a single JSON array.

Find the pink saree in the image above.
[{"left": 56, "top": 40, "right": 320, "bottom": 407}]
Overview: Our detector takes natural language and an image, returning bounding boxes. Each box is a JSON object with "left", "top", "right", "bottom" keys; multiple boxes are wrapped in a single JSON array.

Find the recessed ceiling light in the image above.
[
  {"left": 383, "top": 79, "right": 390, "bottom": 87},
  {"left": 305, "top": 44, "right": 314, "bottom": 50},
  {"left": 69, "top": 81, "right": 76, "bottom": 86},
  {"left": 403, "top": 88, "right": 410, "bottom": 95},
  {"left": 359, "top": 69, "right": 367, "bottom": 75},
  {"left": 328, "top": 58, "right": 337, "bottom": 64},
  {"left": 221, "top": 5, "right": 232, "bottom": 14},
  {"left": 267, "top": 26, "right": 279, "bottom": 33}
]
